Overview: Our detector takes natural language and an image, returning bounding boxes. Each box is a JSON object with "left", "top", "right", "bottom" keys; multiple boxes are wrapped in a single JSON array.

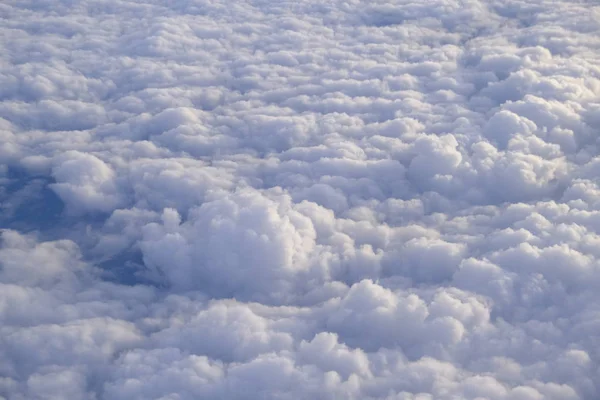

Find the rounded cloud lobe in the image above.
[{"left": 1, "top": 0, "right": 600, "bottom": 399}]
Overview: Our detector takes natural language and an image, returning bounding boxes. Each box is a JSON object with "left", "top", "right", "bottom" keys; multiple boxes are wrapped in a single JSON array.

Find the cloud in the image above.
[
  {"left": 50, "top": 150, "right": 123, "bottom": 215},
  {"left": 139, "top": 188, "right": 319, "bottom": 302},
  {"left": 1, "top": 0, "right": 600, "bottom": 399}
]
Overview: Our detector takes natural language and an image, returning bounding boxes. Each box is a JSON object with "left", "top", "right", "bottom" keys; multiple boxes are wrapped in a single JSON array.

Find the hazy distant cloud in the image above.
[{"left": 1, "top": 0, "right": 600, "bottom": 398}]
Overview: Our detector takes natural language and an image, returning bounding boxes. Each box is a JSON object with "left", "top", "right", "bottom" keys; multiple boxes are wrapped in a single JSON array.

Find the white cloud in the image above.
[
  {"left": 50, "top": 150, "right": 123, "bottom": 214},
  {"left": 1, "top": 0, "right": 600, "bottom": 398}
]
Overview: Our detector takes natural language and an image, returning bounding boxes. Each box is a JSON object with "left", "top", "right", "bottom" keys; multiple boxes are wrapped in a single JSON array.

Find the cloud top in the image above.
[{"left": 1, "top": 0, "right": 600, "bottom": 399}]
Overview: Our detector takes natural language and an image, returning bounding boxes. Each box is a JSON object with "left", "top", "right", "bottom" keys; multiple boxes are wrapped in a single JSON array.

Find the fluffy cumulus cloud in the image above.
[{"left": 1, "top": 0, "right": 600, "bottom": 398}]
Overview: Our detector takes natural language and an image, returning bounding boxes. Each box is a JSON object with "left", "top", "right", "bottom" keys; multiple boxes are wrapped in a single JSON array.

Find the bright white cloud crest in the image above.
[{"left": 1, "top": 0, "right": 600, "bottom": 399}]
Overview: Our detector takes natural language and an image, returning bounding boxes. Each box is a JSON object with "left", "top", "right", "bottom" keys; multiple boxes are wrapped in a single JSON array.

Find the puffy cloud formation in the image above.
[{"left": 1, "top": 0, "right": 600, "bottom": 398}]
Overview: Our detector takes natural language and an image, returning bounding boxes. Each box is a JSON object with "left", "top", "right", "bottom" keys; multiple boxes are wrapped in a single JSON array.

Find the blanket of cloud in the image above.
[{"left": 1, "top": 0, "right": 600, "bottom": 398}]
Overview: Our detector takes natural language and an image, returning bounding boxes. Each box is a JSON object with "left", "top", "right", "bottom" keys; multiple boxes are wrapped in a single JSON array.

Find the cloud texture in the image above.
[{"left": 1, "top": 0, "right": 600, "bottom": 398}]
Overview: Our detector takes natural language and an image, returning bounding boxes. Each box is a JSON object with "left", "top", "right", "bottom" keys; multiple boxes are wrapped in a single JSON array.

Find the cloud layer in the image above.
[{"left": 1, "top": 0, "right": 600, "bottom": 398}]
